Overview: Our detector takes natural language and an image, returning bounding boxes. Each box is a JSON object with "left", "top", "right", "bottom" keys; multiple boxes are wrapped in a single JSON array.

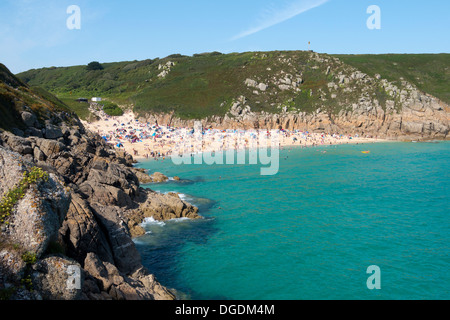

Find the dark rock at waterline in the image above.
[
  {"left": 132, "top": 170, "right": 171, "bottom": 184},
  {"left": 126, "top": 190, "right": 201, "bottom": 238},
  {"left": 149, "top": 172, "right": 169, "bottom": 183},
  {"left": 172, "top": 178, "right": 195, "bottom": 185},
  {"left": 134, "top": 169, "right": 153, "bottom": 184}
]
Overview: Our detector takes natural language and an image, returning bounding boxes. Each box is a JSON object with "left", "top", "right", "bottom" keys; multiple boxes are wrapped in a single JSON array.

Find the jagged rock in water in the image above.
[
  {"left": 128, "top": 190, "right": 200, "bottom": 226},
  {"left": 133, "top": 169, "right": 153, "bottom": 184},
  {"left": 149, "top": 172, "right": 169, "bottom": 183}
]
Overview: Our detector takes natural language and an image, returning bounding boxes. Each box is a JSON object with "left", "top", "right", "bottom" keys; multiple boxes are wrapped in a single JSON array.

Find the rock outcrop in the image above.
[
  {"left": 149, "top": 172, "right": 169, "bottom": 183},
  {"left": 126, "top": 191, "right": 200, "bottom": 238},
  {"left": 140, "top": 88, "right": 449, "bottom": 141},
  {"left": 0, "top": 108, "right": 200, "bottom": 300}
]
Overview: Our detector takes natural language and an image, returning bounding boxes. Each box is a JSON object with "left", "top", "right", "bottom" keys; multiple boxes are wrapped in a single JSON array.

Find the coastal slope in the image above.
[
  {"left": 17, "top": 51, "right": 450, "bottom": 140},
  {"left": 0, "top": 63, "right": 199, "bottom": 300}
]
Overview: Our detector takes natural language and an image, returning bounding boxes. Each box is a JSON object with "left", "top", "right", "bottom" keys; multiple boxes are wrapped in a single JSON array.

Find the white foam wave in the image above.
[
  {"left": 169, "top": 217, "right": 191, "bottom": 223},
  {"left": 177, "top": 193, "right": 189, "bottom": 201},
  {"left": 140, "top": 217, "right": 166, "bottom": 228},
  {"left": 132, "top": 238, "right": 145, "bottom": 245}
]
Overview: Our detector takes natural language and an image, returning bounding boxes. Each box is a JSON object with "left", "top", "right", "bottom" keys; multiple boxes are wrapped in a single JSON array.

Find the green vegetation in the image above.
[
  {"left": 0, "top": 63, "right": 72, "bottom": 130},
  {"left": 0, "top": 63, "right": 26, "bottom": 87},
  {"left": 0, "top": 167, "right": 49, "bottom": 226},
  {"left": 17, "top": 51, "right": 323, "bottom": 119},
  {"left": 86, "top": 61, "right": 104, "bottom": 71},
  {"left": 0, "top": 166, "right": 54, "bottom": 298},
  {"left": 334, "top": 54, "right": 450, "bottom": 104},
  {"left": 0, "top": 167, "right": 49, "bottom": 296},
  {"left": 0, "top": 85, "right": 24, "bottom": 130},
  {"left": 16, "top": 52, "right": 450, "bottom": 120},
  {"left": 22, "top": 251, "right": 37, "bottom": 265},
  {"left": 0, "top": 287, "right": 16, "bottom": 300},
  {"left": 57, "top": 95, "right": 94, "bottom": 121},
  {"left": 21, "top": 251, "right": 37, "bottom": 291},
  {"left": 0, "top": 249, "right": 37, "bottom": 298},
  {"left": 101, "top": 100, "right": 123, "bottom": 116}
]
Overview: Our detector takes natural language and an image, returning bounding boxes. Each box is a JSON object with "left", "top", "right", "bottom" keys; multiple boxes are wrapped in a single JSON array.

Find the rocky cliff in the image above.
[
  {"left": 138, "top": 53, "right": 449, "bottom": 140},
  {"left": 0, "top": 65, "right": 200, "bottom": 300}
]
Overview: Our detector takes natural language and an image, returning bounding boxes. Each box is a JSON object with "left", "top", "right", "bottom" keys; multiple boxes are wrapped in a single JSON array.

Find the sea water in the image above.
[{"left": 134, "top": 142, "right": 450, "bottom": 300}]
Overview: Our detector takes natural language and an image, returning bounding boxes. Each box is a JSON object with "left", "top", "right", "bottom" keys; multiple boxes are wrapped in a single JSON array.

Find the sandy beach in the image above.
[{"left": 82, "top": 110, "right": 384, "bottom": 160}]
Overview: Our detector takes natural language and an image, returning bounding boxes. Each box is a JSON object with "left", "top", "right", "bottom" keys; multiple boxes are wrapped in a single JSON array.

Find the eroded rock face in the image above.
[
  {"left": 149, "top": 172, "right": 169, "bottom": 183},
  {"left": 36, "top": 138, "right": 66, "bottom": 159},
  {"left": 31, "top": 256, "right": 84, "bottom": 300},
  {"left": 133, "top": 169, "right": 153, "bottom": 184},
  {"left": 139, "top": 74, "right": 449, "bottom": 141},
  {"left": 131, "top": 170, "right": 170, "bottom": 185},
  {"left": 21, "top": 111, "right": 37, "bottom": 127},
  {"left": 127, "top": 190, "right": 200, "bottom": 236},
  {"left": 83, "top": 252, "right": 175, "bottom": 300},
  {"left": 0, "top": 249, "right": 27, "bottom": 283},
  {"left": 90, "top": 204, "right": 142, "bottom": 275},
  {"left": 0, "top": 111, "right": 192, "bottom": 300},
  {"left": 0, "top": 147, "right": 71, "bottom": 257},
  {"left": 0, "top": 146, "right": 27, "bottom": 199},
  {"left": 59, "top": 193, "right": 115, "bottom": 267},
  {"left": 10, "top": 174, "right": 71, "bottom": 257}
]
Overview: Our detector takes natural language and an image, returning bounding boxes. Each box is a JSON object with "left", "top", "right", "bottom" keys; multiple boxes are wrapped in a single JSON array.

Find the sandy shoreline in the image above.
[{"left": 82, "top": 110, "right": 386, "bottom": 161}]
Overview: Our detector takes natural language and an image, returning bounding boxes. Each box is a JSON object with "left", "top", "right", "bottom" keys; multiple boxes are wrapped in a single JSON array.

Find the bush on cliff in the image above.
[{"left": 0, "top": 167, "right": 49, "bottom": 225}]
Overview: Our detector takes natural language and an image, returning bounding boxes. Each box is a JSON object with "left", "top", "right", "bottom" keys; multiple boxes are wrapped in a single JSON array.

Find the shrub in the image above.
[
  {"left": 86, "top": 61, "right": 104, "bottom": 71},
  {"left": 22, "top": 251, "right": 37, "bottom": 265},
  {"left": 101, "top": 101, "right": 124, "bottom": 116}
]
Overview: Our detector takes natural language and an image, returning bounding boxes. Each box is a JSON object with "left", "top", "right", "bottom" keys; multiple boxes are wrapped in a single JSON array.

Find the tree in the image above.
[{"left": 86, "top": 61, "right": 104, "bottom": 71}]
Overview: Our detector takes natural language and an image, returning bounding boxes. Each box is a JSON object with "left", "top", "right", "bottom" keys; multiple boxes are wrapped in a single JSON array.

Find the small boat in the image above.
[{"left": 362, "top": 151, "right": 370, "bottom": 154}]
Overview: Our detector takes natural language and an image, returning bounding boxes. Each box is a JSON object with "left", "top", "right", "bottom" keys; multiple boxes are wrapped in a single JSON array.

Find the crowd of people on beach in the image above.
[{"left": 85, "top": 110, "right": 372, "bottom": 160}]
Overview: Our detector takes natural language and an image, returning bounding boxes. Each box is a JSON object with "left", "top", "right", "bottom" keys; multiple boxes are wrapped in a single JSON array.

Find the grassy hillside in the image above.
[
  {"left": 17, "top": 52, "right": 450, "bottom": 120},
  {"left": 0, "top": 63, "right": 70, "bottom": 130},
  {"left": 16, "top": 51, "right": 351, "bottom": 119},
  {"left": 334, "top": 54, "right": 450, "bottom": 104}
]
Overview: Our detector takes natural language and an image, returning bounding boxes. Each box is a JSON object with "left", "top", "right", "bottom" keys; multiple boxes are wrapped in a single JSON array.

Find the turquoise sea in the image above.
[{"left": 134, "top": 142, "right": 450, "bottom": 300}]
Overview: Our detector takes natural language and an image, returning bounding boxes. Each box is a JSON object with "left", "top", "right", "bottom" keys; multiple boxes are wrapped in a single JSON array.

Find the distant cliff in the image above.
[
  {"left": 0, "top": 63, "right": 199, "bottom": 300},
  {"left": 17, "top": 51, "right": 449, "bottom": 139},
  {"left": 140, "top": 75, "right": 449, "bottom": 140}
]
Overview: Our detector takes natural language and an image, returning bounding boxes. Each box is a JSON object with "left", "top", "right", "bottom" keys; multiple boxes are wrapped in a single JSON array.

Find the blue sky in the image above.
[{"left": 0, "top": 0, "right": 449, "bottom": 73}]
